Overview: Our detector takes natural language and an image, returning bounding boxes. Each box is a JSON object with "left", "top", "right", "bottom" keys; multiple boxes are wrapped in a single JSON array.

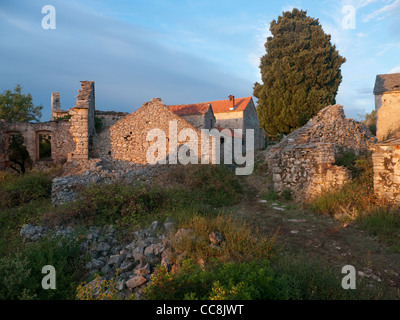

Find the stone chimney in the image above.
[
  {"left": 228, "top": 95, "right": 235, "bottom": 110},
  {"left": 51, "top": 92, "right": 60, "bottom": 121}
]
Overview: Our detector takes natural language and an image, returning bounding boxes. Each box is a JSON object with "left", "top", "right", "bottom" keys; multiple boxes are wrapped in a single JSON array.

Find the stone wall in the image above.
[
  {"left": 266, "top": 105, "right": 376, "bottom": 201},
  {"left": 370, "top": 139, "right": 400, "bottom": 203},
  {"left": 93, "top": 98, "right": 215, "bottom": 165},
  {"left": 95, "top": 111, "right": 129, "bottom": 130},
  {"left": 0, "top": 119, "right": 75, "bottom": 170},
  {"left": 242, "top": 99, "right": 264, "bottom": 150},
  {"left": 375, "top": 92, "right": 400, "bottom": 142},
  {"left": 67, "top": 81, "right": 95, "bottom": 161}
]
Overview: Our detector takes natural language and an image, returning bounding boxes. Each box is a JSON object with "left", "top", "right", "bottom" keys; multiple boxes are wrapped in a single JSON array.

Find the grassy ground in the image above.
[
  {"left": 1, "top": 158, "right": 399, "bottom": 300},
  {"left": 231, "top": 158, "right": 400, "bottom": 299}
]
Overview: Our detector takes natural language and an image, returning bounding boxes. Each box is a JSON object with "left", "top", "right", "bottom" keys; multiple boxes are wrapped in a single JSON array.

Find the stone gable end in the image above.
[{"left": 266, "top": 104, "right": 377, "bottom": 201}]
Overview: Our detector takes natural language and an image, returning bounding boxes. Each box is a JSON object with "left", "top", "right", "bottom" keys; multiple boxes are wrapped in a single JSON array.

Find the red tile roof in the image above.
[
  {"left": 167, "top": 103, "right": 211, "bottom": 116},
  {"left": 168, "top": 97, "right": 252, "bottom": 116},
  {"left": 208, "top": 96, "right": 252, "bottom": 113}
]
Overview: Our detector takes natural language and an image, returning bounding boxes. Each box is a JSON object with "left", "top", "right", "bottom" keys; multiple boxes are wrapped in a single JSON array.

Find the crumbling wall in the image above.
[
  {"left": 94, "top": 111, "right": 128, "bottom": 131},
  {"left": 0, "top": 119, "right": 75, "bottom": 170},
  {"left": 93, "top": 98, "right": 215, "bottom": 165},
  {"left": 68, "top": 81, "right": 95, "bottom": 162},
  {"left": 370, "top": 140, "right": 400, "bottom": 203},
  {"left": 266, "top": 105, "right": 376, "bottom": 201}
]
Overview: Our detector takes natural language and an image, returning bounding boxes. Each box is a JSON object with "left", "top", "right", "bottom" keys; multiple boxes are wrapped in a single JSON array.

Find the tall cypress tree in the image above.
[{"left": 254, "top": 9, "right": 346, "bottom": 138}]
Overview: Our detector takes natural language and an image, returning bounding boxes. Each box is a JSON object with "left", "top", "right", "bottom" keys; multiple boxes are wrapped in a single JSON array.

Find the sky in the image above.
[{"left": 0, "top": 0, "right": 399, "bottom": 122}]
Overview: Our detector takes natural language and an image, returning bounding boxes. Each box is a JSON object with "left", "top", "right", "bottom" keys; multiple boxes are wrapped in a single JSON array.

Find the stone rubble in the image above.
[{"left": 19, "top": 218, "right": 225, "bottom": 300}]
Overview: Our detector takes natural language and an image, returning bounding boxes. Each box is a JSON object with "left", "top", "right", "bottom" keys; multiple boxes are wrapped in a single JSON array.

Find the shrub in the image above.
[
  {"left": 144, "top": 255, "right": 382, "bottom": 300},
  {"left": 356, "top": 208, "right": 400, "bottom": 252},
  {"left": 171, "top": 214, "right": 276, "bottom": 263},
  {"left": 308, "top": 154, "right": 387, "bottom": 217},
  {"left": 0, "top": 172, "right": 52, "bottom": 209},
  {"left": 0, "top": 236, "right": 83, "bottom": 300},
  {"left": 0, "top": 252, "right": 37, "bottom": 300},
  {"left": 166, "top": 164, "right": 243, "bottom": 207},
  {"left": 143, "top": 259, "right": 276, "bottom": 300},
  {"left": 45, "top": 182, "right": 166, "bottom": 228},
  {"left": 76, "top": 273, "right": 120, "bottom": 300}
]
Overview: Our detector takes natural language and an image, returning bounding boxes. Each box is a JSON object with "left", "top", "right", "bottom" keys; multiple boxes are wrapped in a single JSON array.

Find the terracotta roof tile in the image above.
[
  {"left": 167, "top": 103, "right": 211, "bottom": 115},
  {"left": 168, "top": 96, "right": 252, "bottom": 116},
  {"left": 207, "top": 96, "right": 252, "bottom": 113}
]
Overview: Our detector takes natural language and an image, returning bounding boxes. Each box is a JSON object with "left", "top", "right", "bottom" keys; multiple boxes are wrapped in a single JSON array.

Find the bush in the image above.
[
  {"left": 171, "top": 214, "right": 276, "bottom": 263},
  {"left": 0, "top": 172, "right": 52, "bottom": 209},
  {"left": 0, "top": 236, "right": 83, "bottom": 300},
  {"left": 143, "top": 259, "right": 276, "bottom": 300},
  {"left": 308, "top": 153, "right": 387, "bottom": 217},
  {"left": 144, "top": 255, "right": 382, "bottom": 300},
  {"left": 356, "top": 208, "right": 400, "bottom": 252},
  {"left": 76, "top": 273, "right": 120, "bottom": 300},
  {"left": 167, "top": 164, "right": 243, "bottom": 207},
  {"left": 45, "top": 182, "right": 166, "bottom": 228}
]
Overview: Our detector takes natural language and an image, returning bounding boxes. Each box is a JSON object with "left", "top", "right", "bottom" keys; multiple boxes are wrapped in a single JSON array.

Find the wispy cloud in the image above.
[
  {"left": 390, "top": 65, "right": 400, "bottom": 73},
  {"left": 0, "top": 9, "right": 37, "bottom": 34},
  {"left": 247, "top": 21, "right": 271, "bottom": 81},
  {"left": 363, "top": 0, "right": 400, "bottom": 22}
]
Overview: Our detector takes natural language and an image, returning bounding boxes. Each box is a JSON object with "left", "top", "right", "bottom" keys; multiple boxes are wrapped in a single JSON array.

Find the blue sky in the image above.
[{"left": 0, "top": 0, "right": 399, "bottom": 121}]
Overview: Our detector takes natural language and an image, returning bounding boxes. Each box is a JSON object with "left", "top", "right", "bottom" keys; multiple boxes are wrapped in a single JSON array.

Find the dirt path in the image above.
[{"left": 230, "top": 173, "right": 400, "bottom": 299}]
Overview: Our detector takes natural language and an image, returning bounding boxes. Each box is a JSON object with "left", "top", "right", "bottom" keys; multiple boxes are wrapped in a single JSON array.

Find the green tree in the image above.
[
  {"left": 0, "top": 85, "right": 42, "bottom": 122},
  {"left": 8, "top": 134, "right": 32, "bottom": 175},
  {"left": 361, "top": 109, "right": 377, "bottom": 136},
  {"left": 254, "top": 9, "right": 346, "bottom": 138}
]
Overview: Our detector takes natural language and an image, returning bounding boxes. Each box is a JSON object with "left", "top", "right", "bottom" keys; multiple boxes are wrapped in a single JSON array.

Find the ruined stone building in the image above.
[
  {"left": 266, "top": 105, "right": 376, "bottom": 201},
  {"left": 1, "top": 81, "right": 240, "bottom": 175},
  {"left": 374, "top": 73, "right": 400, "bottom": 141},
  {"left": 265, "top": 72, "right": 400, "bottom": 204},
  {"left": 370, "top": 73, "right": 400, "bottom": 203}
]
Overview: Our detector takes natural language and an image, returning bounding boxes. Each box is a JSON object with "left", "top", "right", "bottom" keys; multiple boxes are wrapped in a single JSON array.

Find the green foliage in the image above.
[
  {"left": 0, "top": 252, "right": 37, "bottom": 300},
  {"left": 309, "top": 153, "right": 381, "bottom": 216},
  {"left": 94, "top": 117, "right": 103, "bottom": 133},
  {"left": 143, "top": 260, "right": 276, "bottom": 300},
  {"left": 144, "top": 256, "right": 380, "bottom": 300},
  {"left": 0, "top": 236, "right": 83, "bottom": 300},
  {"left": 281, "top": 188, "right": 292, "bottom": 201},
  {"left": 53, "top": 114, "right": 71, "bottom": 122},
  {"left": 0, "top": 171, "right": 52, "bottom": 209},
  {"left": 76, "top": 273, "right": 120, "bottom": 300},
  {"left": 172, "top": 214, "right": 276, "bottom": 263},
  {"left": 356, "top": 208, "right": 400, "bottom": 253},
  {"left": 47, "top": 182, "right": 166, "bottom": 228},
  {"left": 254, "top": 8, "right": 346, "bottom": 137},
  {"left": 7, "top": 134, "right": 32, "bottom": 174},
  {"left": 168, "top": 164, "right": 243, "bottom": 207},
  {"left": 361, "top": 109, "right": 377, "bottom": 136},
  {"left": 38, "top": 135, "right": 51, "bottom": 159},
  {"left": 0, "top": 85, "right": 42, "bottom": 122}
]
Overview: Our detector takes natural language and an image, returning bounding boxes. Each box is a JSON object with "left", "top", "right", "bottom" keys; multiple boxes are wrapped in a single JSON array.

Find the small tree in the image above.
[
  {"left": 0, "top": 85, "right": 42, "bottom": 122},
  {"left": 254, "top": 9, "right": 346, "bottom": 138},
  {"left": 8, "top": 134, "right": 32, "bottom": 175},
  {"left": 362, "top": 109, "right": 377, "bottom": 136}
]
